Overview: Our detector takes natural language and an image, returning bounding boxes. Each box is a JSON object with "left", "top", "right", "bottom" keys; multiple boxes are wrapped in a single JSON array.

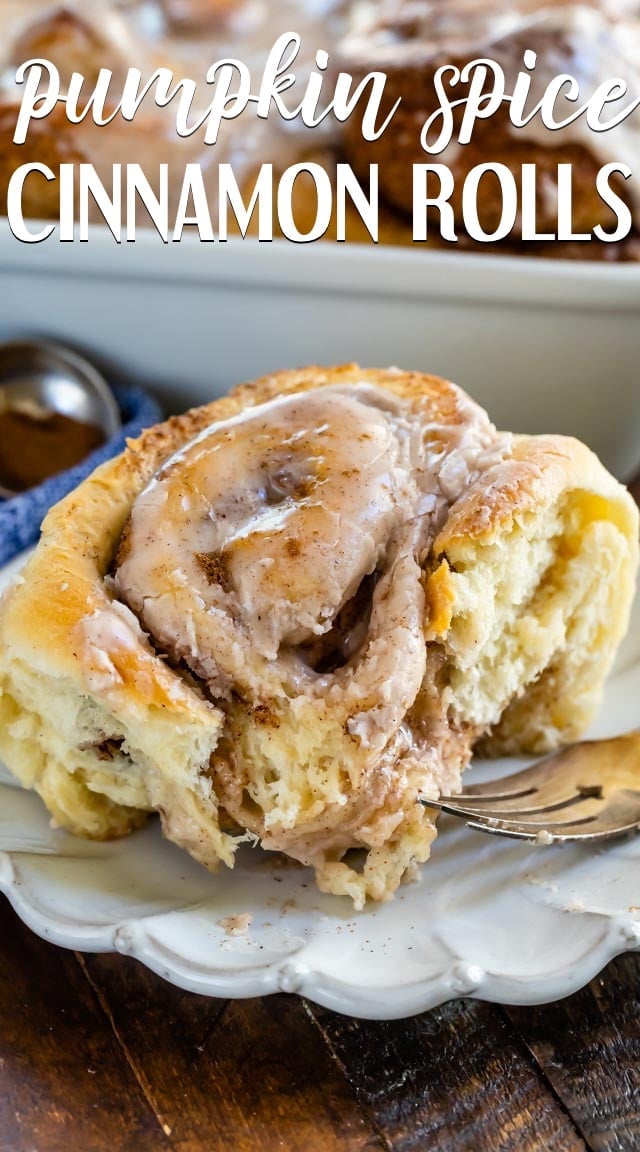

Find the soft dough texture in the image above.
[{"left": 0, "top": 365, "right": 637, "bottom": 906}]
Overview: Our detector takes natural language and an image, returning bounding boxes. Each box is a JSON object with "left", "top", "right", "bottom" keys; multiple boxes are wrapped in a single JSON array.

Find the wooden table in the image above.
[
  {"left": 2, "top": 477, "right": 639, "bottom": 1152},
  {"left": 1, "top": 899, "right": 639, "bottom": 1152}
]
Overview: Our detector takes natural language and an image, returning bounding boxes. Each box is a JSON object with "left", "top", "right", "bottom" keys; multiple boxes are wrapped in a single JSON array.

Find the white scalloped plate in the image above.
[{"left": 1, "top": 552, "right": 639, "bottom": 1019}]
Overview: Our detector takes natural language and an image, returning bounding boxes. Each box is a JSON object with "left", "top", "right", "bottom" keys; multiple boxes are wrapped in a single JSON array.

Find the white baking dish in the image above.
[{"left": 1, "top": 222, "right": 639, "bottom": 479}]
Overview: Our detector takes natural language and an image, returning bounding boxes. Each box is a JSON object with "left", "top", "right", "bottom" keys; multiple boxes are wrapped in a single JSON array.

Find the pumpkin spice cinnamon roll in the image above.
[{"left": 0, "top": 366, "right": 637, "bottom": 906}]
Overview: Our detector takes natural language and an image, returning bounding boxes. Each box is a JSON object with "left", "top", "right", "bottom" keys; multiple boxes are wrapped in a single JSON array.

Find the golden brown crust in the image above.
[
  {"left": 0, "top": 102, "right": 83, "bottom": 220},
  {"left": 0, "top": 98, "right": 196, "bottom": 224},
  {"left": 435, "top": 434, "right": 614, "bottom": 548}
]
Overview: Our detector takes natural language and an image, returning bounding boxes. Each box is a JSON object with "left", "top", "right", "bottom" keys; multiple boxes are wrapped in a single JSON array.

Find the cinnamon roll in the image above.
[
  {"left": 0, "top": 365, "right": 637, "bottom": 906},
  {"left": 0, "top": 97, "right": 210, "bottom": 223},
  {"left": 7, "top": 5, "right": 138, "bottom": 89},
  {"left": 342, "top": 0, "right": 640, "bottom": 252}
]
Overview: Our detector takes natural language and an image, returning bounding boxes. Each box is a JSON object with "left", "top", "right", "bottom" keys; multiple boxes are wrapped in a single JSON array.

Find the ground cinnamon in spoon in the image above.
[{"left": 0, "top": 405, "right": 105, "bottom": 492}]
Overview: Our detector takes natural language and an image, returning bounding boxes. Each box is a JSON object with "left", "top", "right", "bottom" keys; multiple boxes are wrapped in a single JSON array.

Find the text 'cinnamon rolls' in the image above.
[{"left": 0, "top": 365, "right": 637, "bottom": 905}]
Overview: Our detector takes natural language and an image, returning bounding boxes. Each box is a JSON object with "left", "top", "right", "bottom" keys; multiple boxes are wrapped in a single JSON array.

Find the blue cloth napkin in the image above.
[{"left": 0, "top": 382, "right": 162, "bottom": 567}]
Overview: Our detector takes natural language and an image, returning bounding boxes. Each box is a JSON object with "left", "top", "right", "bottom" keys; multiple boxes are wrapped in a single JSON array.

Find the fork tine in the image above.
[
  {"left": 436, "top": 791, "right": 595, "bottom": 817},
  {"left": 419, "top": 799, "right": 590, "bottom": 839},
  {"left": 464, "top": 819, "right": 640, "bottom": 843},
  {"left": 420, "top": 794, "right": 603, "bottom": 825},
  {"left": 439, "top": 783, "right": 537, "bottom": 803},
  {"left": 438, "top": 755, "right": 560, "bottom": 801},
  {"left": 466, "top": 811, "right": 640, "bottom": 842},
  {"left": 421, "top": 730, "right": 640, "bottom": 842},
  {"left": 421, "top": 791, "right": 640, "bottom": 842}
]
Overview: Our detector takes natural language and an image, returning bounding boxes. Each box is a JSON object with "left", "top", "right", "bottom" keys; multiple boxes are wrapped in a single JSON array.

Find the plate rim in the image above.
[{"left": 1, "top": 849, "right": 639, "bottom": 1019}]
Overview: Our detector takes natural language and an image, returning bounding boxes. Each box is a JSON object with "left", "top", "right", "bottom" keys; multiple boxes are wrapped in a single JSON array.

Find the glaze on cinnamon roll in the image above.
[{"left": 0, "top": 365, "right": 637, "bottom": 905}]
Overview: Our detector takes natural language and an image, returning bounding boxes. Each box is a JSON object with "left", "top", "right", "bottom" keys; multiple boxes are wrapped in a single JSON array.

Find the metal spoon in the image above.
[{"left": 0, "top": 339, "right": 121, "bottom": 498}]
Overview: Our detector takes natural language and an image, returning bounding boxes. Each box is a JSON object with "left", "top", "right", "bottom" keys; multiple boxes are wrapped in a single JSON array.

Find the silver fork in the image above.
[{"left": 421, "top": 730, "right": 640, "bottom": 843}]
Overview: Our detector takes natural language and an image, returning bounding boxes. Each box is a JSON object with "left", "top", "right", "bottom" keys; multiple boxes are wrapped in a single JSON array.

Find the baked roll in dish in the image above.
[
  {"left": 6, "top": 6, "right": 138, "bottom": 89},
  {"left": 342, "top": 0, "right": 640, "bottom": 256},
  {"left": 0, "top": 366, "right": 637, "bottom": 906},
  {"left": 0, "top": 98, "right": 210, "bottom": 224}
]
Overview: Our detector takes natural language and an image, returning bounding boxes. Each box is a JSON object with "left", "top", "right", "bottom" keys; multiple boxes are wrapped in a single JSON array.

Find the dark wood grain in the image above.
[
  {"left": 0, "top": 900, "right": 169, "bottom": 1152},
  {"left": 306, "top": 997, "right": 587, "bottom": 1152},
  {"left": 4, "top": 897, "right": 640, "bottom": 1152},
  {"left": 506, "top": 955, "right": 640, "bottom": 1152},
  {"left": 80, "top": 952, "right": 382, "bottom": 1152}
]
